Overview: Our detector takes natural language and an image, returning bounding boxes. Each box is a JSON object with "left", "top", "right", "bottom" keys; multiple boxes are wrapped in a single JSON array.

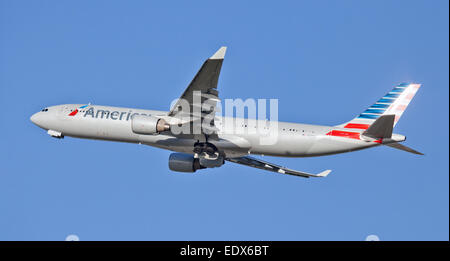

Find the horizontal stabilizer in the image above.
[
  {"left": 385, "top": 142, "right": 424, "bottom": 155},
  {"left": 362, "top": 114, "right": 394, "bottom": 139}
]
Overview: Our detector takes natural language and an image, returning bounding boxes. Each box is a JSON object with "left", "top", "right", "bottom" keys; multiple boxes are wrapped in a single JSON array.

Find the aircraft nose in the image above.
[
  {"left": 30, "top": 112, "right": 44, "bottom": 127},
  {"left": 30, "top": 113, "right": 38, "bottom": 124}
]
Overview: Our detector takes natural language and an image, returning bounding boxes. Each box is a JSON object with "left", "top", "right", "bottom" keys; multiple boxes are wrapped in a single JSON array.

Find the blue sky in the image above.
[{"left": 0, "top": 0, "right": 448, "bottom": 241}]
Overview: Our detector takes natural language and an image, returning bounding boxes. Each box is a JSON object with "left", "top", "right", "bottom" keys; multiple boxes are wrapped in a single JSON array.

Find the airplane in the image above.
[{"left": 30, "top": 47, "right": 423, "bottom": 178}]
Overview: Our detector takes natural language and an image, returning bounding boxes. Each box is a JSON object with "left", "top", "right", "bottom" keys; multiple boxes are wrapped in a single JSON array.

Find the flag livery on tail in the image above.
[{"left": 341, "top": 83, "right": 421, "bottom": 129}]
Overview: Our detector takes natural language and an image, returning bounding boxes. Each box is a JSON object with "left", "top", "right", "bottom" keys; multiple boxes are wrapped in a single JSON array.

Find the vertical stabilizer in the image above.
[{"left": 339, "top": 83, "right": 421, "bottom": 130}]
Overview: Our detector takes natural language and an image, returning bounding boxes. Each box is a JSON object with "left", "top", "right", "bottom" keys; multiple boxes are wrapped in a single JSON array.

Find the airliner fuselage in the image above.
[
  {"left": 30, "top": 104, "right": 380, "bottom": 158},
  {"left": 30, "top": 47, "right": 421, "bottom": 178}
]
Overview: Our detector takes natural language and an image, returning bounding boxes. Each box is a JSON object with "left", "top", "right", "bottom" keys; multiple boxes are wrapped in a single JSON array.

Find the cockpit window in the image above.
[{"left": 41, "top": 108, "right": 48, "bottom": 112}]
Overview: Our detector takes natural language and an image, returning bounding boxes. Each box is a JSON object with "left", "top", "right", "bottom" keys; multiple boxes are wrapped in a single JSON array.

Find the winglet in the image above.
[
  {"left": 316, "top": 170, "right": 332, "bottom": 177},
  {"left": 210, "top": 46, "right": 227, "bottom": 60}
]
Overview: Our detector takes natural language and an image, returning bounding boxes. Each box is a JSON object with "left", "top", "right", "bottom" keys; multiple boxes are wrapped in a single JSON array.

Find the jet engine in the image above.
[
  {"left": 168, "top": 153, "right": 204, "bottom": 173},
  {"left": 168, "top": 153, "right": 224, "bottom": 173},
  {"left": 131, "top": 115, "right": 170, "bottom": 135}
]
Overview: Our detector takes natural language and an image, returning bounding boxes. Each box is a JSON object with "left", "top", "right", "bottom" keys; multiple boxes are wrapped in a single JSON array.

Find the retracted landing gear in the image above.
[
  {"left": 193, "top": 141, "right": 218, "bottom": 158},
  {"left": 193, "top": 141, "right": 224, "bottom": 168}
]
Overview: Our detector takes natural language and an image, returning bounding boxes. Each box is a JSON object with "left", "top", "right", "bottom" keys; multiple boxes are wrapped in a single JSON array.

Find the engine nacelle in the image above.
[
  {"left": 168, "top": 153, "right": 225, "bottom": 173},
  {"left": 131, "top": 115, "right": 169, "bottom": 135},
  {"left": 168, "top": 153, "right": 204, "bottom": 173}
]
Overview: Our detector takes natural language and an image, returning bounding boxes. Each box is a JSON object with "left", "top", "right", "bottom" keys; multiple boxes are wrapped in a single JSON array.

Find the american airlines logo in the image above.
[
  {"left": 68, "top": 104, "right": 88, "bottom": 116},
  {"left": 80, "top": 107, "right": 149, "bottom": 121}
]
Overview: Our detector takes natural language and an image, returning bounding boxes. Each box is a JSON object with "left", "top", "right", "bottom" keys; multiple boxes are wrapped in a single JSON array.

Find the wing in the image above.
[
  {"left": 168, "top": 47, "right": 226, "bottom": 138},
  {"left": 226, "top": 156, "right": 331, "bottom": 178}
]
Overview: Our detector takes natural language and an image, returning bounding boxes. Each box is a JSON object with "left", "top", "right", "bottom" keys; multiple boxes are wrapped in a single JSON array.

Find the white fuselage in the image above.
[{"left": 31, "top": 104, "right": 382, "bottom": 158}]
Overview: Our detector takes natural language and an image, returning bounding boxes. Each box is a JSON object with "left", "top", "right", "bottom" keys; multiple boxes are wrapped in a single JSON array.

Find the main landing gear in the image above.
[
  {"left": 193, "top": 141, "right": 218, "bottom": 158},
  {"left": 193, "top": 141, "right": 224, "bottom": 168}
]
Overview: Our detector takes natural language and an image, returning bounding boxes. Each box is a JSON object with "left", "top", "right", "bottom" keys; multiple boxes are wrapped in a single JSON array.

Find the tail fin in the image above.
[{"left": 339, "top": 83, "right": 421, "bottom": 129}]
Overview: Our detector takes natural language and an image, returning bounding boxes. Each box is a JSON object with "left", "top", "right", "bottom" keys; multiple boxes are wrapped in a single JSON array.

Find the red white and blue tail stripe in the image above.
[{"left": 340, "top": 83, "right": 421, "bottom": 130}]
